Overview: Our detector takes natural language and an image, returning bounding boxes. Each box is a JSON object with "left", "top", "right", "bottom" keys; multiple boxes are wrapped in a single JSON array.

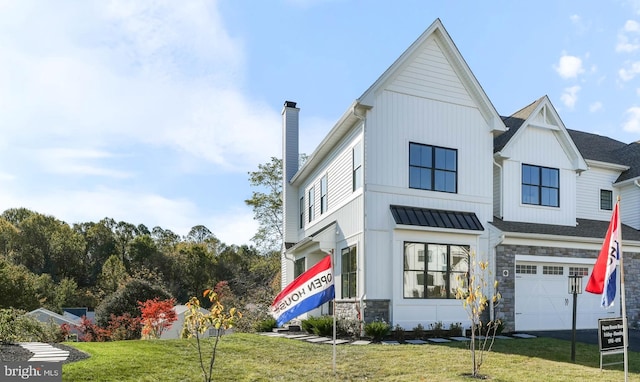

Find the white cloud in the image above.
[
  {"left": 0, "top": 0, "right": 280, "bottom": 174},
  {"left": 560, "top": 86, "right": 581, "bottom": 109},
  {"left": 623, "top": 106, "right": 640, "bottom": 132},
  {"left": 554, "top": 55, "right": 585, "bottom": 79},
  {"left": 589, "top": 101, "right": 603, "bottom": 113},
  {"left": 617, "top": 20, "right": 640, "bottom": 52},
  {"left": 618, "top": 61, "right": 640, "bottom": 81}
]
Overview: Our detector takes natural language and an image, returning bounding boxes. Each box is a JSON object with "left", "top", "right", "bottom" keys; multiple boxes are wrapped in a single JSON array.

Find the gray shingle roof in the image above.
[
  {"left": 495, "top": 97, "right": 640, "bottom": 183},
  {"left": 490, "top": 217, "right": 640, "bottom": 242}
]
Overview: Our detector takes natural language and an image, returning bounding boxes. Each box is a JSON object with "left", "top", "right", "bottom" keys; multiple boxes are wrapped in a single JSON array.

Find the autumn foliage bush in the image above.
[{"left": 139, "top": 297, "right": 177, "bottom": 339}]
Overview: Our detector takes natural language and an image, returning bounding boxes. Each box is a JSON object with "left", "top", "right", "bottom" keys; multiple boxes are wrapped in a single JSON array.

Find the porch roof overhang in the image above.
[
  {"left": 286, "top": 221, "right": 337, "bottom": 254},
  {"left": 390, "top": 205, "right": 484, "bottom": 232}
]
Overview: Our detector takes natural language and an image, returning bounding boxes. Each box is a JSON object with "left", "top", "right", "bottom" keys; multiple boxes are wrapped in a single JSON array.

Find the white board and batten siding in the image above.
[
  {"left": 500, "top": 127, "right": 577, "bottom": 225},
  {"left": 385, "top": 37, "right": 474, "bottom": 109},
  {"left": 366, "top": 91, "right": 493, "bottom": 200}
]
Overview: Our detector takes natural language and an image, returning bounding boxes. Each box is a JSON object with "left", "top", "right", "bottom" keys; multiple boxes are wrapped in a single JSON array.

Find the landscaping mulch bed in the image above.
[{"left": 0, "top": 343, "right": 90, "bottom": 364}]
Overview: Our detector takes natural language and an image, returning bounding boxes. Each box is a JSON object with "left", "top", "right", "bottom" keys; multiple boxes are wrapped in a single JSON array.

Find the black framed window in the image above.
[
  {"left": 299, "top": 196, "right": 304, "bottom": 228},
  {"left": 353, "top": 141, "right": 362, "bottom": 191},
  {"left": 600, "top": 189, "right": 613, "bottom": 211},
  {"left": 522, "top": 164, "right": 559, "bottom": 207},
  {"left": 308, "top": 187, "right": 315, "bottom": 222},
  {"left": 403, "top": 243, "right": 469, "bottom": 299},
  {"left": 341, "top": 246, "right": 357, "bottom": 298},
  {"left": 294, "top": 257, "right": 305, "bottom": 278},
  {"left": 320, "top": 175, "right": 328, "bottom": 214},
  {"left": 409, "top": 143, "right": 457, "bottom": 193}
]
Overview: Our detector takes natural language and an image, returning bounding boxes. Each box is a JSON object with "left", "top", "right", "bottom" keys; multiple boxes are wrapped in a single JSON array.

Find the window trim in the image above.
[
  {"left": 308, "top": 187, "right": 315, "bottom": 222},
  {"left": 352, "top": 141, "right": 362, "bottom": 192},
  {"left": 409, "top": 142, "right": 458, "bottom": 193},
  {"left": 320, "top": 175, "right": 328, "bottom": 214},
  {"left": 299, "top": 196, "right": 304, "bottom": 229},
  {"left": 341, "top": 245, "right": 357, "bottom": 299},
  {"left": 403, "top": 242, "right": 469, "bottom": 300},
  {"left": 521, "top": 164, "right": 560, "bottom": 207},
  {"left": 600, "top": 189, "right": 613, "bottom": 211},
  {"left": 294, "top": 257, "right": 305, "bottom": 278}
]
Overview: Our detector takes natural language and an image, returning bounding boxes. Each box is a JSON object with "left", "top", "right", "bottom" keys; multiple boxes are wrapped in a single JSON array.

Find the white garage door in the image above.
[{"left": 515, "top": 261, "right": 618, "bottom": 331}]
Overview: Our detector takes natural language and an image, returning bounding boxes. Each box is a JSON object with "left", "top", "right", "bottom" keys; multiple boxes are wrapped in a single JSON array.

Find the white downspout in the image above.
[
  {"left": 489, "top": 233, "right": 505, "bottom": 322},
  {"left": 353, "top": 104, "right": 366, "bottom": 327}
]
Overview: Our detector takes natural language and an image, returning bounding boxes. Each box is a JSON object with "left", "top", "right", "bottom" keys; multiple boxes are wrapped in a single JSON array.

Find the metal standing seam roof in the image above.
[{"left": 390, "top": 205, "right": 484, "bottom": 231}]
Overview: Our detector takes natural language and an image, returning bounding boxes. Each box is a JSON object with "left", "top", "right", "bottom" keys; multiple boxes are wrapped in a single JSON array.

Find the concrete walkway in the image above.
[{"left": 20, "top": 342, "right": 69, "bottom": 362}]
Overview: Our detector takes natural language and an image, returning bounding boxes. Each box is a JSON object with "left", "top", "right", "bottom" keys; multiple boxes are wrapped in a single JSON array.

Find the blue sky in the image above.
[{"left": 1, "top": 0, "right": 640, "bottom": 246}]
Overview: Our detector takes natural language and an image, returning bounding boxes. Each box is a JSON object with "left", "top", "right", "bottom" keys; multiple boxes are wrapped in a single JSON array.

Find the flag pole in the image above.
[
  {"left": 331, "top": 249, "right": 337, "bottom": 375},
  {"left": 618, "top": 198, "right": 628, "bottom": 382}
]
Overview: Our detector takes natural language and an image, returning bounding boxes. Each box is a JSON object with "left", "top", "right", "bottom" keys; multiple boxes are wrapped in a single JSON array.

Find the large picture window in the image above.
[
  {"left": 522, "top": 164, "right": 559, "bottom": 207},
  {"left": 403, "top": 243, "right": 469, "bottom": 299},
  {"left": 341, "top": 246, "right": 357, "bottom": 299},
  {"left": 409, "top": 143, "right": 457, "bottom": 193}
]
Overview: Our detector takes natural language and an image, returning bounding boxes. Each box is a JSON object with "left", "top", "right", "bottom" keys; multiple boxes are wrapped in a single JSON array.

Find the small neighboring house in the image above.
[
  {"left": 160, "top": 305, "right": 212, "bottom": 340},
  {"left": 27, "top": 308, "right": 82, "bottom": 337},
  {"left": 280, "top": 18, "right": 640, "bottom": 333}
]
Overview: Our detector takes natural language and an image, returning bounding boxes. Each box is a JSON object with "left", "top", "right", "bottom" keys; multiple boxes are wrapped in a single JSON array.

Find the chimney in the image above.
[
  {"left": 282, "top": 101, "right": 299, "bottom": 182},
  {"left": 282, "top": 101, "right": 300, "bottom": 289}
]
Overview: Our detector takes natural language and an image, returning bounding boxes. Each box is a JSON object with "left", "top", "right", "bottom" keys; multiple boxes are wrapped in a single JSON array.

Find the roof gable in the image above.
[
  {"left": 358, "top": 19, "right": 506, "bottom": 134},
  {"left": 495, "top": 96, "right": 588, "bottom": 172}
]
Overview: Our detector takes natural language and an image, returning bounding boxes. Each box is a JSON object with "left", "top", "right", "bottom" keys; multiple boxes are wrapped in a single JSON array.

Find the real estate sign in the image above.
[{"left": 598, "top": 317, "right": 624, "bottom": 352}]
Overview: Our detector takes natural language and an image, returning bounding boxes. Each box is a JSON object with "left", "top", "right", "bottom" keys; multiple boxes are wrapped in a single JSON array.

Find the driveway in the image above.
[{"left": 530, "top": 329, "right": 640, "bottom": 352}]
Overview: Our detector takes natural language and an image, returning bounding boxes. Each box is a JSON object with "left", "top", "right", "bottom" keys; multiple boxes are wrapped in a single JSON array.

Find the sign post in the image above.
[{"left": 568, "top": 274, "right": 582, "bottom": 362}]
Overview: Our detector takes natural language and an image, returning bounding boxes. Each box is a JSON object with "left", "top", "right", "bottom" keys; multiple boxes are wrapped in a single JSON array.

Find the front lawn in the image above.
[{"left": 63, "top": 333, "right": 640, "bottom": 381}]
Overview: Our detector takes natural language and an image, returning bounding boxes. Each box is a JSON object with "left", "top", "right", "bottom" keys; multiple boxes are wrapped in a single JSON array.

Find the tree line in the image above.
[
  {"left": 0, "top": 157, "right": 283, "bottom": 332},
  {"left": 0, "top": 207, "right": 278, "bottom": 318}
]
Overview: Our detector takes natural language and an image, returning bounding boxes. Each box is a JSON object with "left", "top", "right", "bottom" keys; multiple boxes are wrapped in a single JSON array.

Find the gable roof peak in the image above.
[{"left": 357, "top": 18, "right": 505, "bottom": 133}]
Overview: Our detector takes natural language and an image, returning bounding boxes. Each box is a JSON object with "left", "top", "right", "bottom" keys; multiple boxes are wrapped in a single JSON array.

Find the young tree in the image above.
[
  {"left": 138, "top": 297, "right": 177, "bottom": 339},
  {"left": 245, "top": 157, "right": 283, "bottom": 253},
  {"left": 182, "top": 289, "right": 241, "bottom": 382},
  {"left": 455, "top": 252, "right": 502, "bottom": 378}
]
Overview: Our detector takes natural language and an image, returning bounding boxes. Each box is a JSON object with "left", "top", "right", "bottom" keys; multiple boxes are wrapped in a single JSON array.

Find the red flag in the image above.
[{"left": 585, "top": 202, "right": 621, "bottom": 308}]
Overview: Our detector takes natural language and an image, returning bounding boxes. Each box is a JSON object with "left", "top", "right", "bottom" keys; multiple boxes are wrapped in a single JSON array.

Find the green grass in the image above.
[{"left": 63, "top": 333, "right": 640, "bottom": 381}]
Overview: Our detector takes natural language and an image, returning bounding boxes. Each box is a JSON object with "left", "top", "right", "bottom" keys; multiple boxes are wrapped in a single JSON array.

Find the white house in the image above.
[
  {"left": 160, "top": 304, "right": 212, "bottom": 339},
  {"left": 280, "top": 18, "right": 640, "bottom": 332},
  {"left": 27, "top": 308, "right": 82, "bottom": 338}
]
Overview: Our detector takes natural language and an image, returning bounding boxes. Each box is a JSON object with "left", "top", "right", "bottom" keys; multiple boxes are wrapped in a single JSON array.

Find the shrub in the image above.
[
  {"left": 364, "top": 321, "right": 390, "bottom": 342},
  {"left": 448, "top": 322, "right": 463, "bottom": 337},
  {"left": 76, "top": 316, "right": 110, "bottom": 342},
  {"left": 94, "top": 278, "right": 172, "bottom": 336},
  {"left": 254, "top": 317, "right": 277, "bottom": 332},
  {"left": 336, "top": 318, "right": 361, "bottom": 339},
  {"left": 393, "top": 324, "right": 405, "bottom": 342},
  {"left": 107, "top": 313, "right": 142, "bottom": 341},
  {"left": 429, "top": 321, "right": 444, "bottom": 337},
  {"left": 300, "top": 316, "right": 334, "bottom": 337},
  {"left": 412, "top": 323, "right": 425, "bottom": 339},
  {"left": 0, "top": 308, "right": 45, "bottom": 343}
]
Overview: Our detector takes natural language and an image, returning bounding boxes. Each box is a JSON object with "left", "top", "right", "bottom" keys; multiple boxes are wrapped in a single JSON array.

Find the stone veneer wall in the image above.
[
  {"left": 496, "top": 245, "right": 640, "bottom": 331},
  {"left": 334, "top": 299, "right": 390, "bottom": 324}
]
